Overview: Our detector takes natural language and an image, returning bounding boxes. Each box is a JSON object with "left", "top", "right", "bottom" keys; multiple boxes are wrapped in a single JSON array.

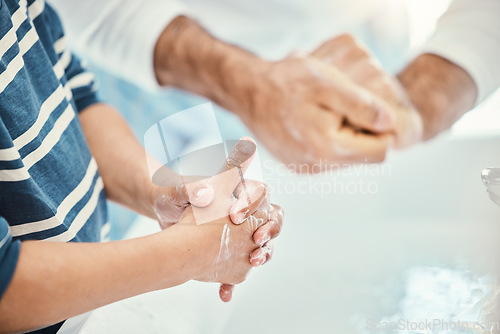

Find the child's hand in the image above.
[
  {"left": 152, "top": 137, "right": 283, "bottom": 253},
  {"left": 161, "top": 137, "right": 283, "bottom": 302},
  {"left": 151, "top": 173, "right": 215, "bottom": 229},
  {"left": 150, "top": 137, "right": 269, "bottom": 229},
  {"left": 172, "top": 196, "right": 281, "bottom": 301},
  {"left": 177, "top": 204, "right": 262, "bottom": 284}
]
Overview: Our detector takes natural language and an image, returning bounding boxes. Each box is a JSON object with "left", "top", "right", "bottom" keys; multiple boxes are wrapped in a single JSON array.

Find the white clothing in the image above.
[{"left": 50, "top": 0, "right": 500, "bottom": 103}]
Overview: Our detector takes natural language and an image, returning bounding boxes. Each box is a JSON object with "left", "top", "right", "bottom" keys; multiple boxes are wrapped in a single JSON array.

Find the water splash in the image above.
[{"left": 356, "top": 266, "right": 500, "bottom": 334}]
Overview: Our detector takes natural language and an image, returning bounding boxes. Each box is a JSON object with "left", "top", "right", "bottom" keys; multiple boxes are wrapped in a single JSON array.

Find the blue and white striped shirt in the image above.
[{"left": 0, "top": 0, "right": 108, "bottom": 300}]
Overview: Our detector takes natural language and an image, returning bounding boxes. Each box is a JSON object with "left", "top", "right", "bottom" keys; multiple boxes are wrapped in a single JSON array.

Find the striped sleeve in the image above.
[
  {"left": 0, "top": 217, "right": 20, "bottom": 299},
  {"left": 64, "top": 53, "right": 99, "bottom": 113},
  {"left": 41, "top": 3, "right": 100, "bottom": 113}
]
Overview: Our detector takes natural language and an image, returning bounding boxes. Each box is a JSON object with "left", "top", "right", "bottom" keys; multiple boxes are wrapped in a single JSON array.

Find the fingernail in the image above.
[
  {"left": 194, "top": 186, "right": 214, "bottom": 207},
  {"left": 251, "top": 252, "right": 267, "bottom": 266},
  {"left": 235, "top": 212, "right": 246, "bottom": 225},
  {"left": 253, "top": 256, "right": 267, "bottom": 266},
  {"left": 220, "top": 289, "right": 232, "bottom": 302}
]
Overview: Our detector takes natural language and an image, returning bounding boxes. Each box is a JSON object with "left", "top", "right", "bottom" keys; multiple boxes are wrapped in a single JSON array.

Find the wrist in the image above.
[
  {"left": 138, "top": 182, "right": 160, "bottom": 220},
  {"left": 153, "top": 15, "right": 272, "bottom": 118},
  {"left": 154, "top": 16, "right": 191, "bottom": 87},
  {"left": 158, "top": 217, "right": 214, "bottom": 282},
  {"left": 214, "top": 50, "right": 272, "bottom": 119},
  {"left": 397, "top": 54, "right": 477, "bottom": 140},
  {"left": 151, "top": 228, "right": 198, "bottom": 286}
]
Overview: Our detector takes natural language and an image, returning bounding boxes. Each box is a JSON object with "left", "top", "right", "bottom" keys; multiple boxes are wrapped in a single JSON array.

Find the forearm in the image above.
[
  {"left": 397, "top": 53, "right": 477, "bottom": 140},
  {"left": 154, "top": 16, "right": 270, "bottom": 117},
  {"left": 79, "top": 103, "right": 157, "bottom": 218},
  {"left": 0, "top": 230, "right": 196, "bottom": 333}
]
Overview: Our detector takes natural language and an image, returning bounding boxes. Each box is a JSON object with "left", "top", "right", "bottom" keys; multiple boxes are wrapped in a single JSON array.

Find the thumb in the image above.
[
  {"left": 156, "top": 180, "right": 214, "bottom": 210},
  {"left": 153, "top": 182, "right": 214, "bottom": 228},
  {"left": 179, "top": 180, "right": 214, "bottom": 208},
  {"left": 152, "top": 165, "right": 215, "bottom": 208},
  {"left": 219, "top": 137, "right": 257, "bottom": 176},
  {"left": 185, "top": 137, "right": 257, "bottom": 207}
]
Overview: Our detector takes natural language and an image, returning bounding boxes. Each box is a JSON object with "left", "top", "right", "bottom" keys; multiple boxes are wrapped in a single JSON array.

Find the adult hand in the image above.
[
  {"left": 236, "top": 55, "right": 397, "bottom": 171},
  {"left": 155, "top": 17, "right": 395, "bottom": 170},
  {"left": 311, "top": 34, "right": 423, "bottom": 148}
]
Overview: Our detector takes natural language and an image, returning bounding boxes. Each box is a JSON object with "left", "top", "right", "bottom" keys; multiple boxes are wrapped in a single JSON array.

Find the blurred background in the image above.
[{"left": 62, "top": 0, "right": 500, "bottom": 332}]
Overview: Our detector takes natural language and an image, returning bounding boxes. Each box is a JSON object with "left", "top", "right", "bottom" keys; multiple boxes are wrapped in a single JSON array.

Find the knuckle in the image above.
[
  {"left": 339, "top": 33, "right": 355, "bottom": 43},
  {"left": 273, "top": 222, "right": 282, "bottom": 237},
  {"left": 365, "top": 63, "right": 379, "bottom": 76},
  {"left": 361, "top": 93, "right": 383, "bottom": 123},
  {"left": 273, "top": 204, "right": 284, "bottom": 217},
  {"left": 348, "top": 48, "right": 368, "bottom": 62}
]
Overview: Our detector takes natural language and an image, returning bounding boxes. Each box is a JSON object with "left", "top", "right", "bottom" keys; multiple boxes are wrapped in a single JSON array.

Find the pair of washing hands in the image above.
[{"left": 152, "top": 137, "right": 284, "bottom": 302}]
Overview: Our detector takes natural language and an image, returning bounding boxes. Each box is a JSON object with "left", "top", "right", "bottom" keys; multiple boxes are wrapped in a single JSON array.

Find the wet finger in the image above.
[
  {"left": 230, "top": 180, "right": 268, "bottom": 224},
  {"left": 218, "top": 137, "right": 257, "bottom": 175},
  {"left": 253, "top": 204, "right": 283, "bottom": 244},
  {"left": 219, "top": 284, "right": 234, "bottom": 303},
  {"left": 250, "top": 242, "right": 274, "bottom": 267}
]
